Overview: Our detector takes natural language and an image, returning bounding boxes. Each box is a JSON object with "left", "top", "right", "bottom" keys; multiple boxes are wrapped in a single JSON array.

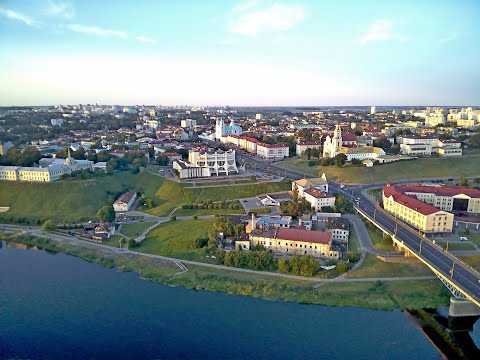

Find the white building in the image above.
[
  {"left": 256, "top": 143, "right": 289, "bottom": 160},
  {"left": 215, "top": 119, "right": 242, "bottom": 139},
  {"left": 370, "top": 106, "right": 376, "bottom": 115},
  {"left": 181, "top": 119, "right": 197, "bottom": 128},
  {"left": 173, "top": 149, "right": 238, "bottom": 179},
  {"left": 323, "top": 124, "right": 384, "bottom": 160},
  {"left": 425, "top": 113, "right": 445, "bottom": 127},
  {"left": 51, "top": 118, "right": 64, "bottom": 126},
  {"left": 113, "top": 191, "right": 137, "bottom": 212},
  {"left": 296, "top": 142, "right": 321, "bottom": 156},
  {"left": 302, "top": 188, "right": 336, "bottom": 212},
  {"left": 255, "top": 113, "right": 263, "bottom": 120}
]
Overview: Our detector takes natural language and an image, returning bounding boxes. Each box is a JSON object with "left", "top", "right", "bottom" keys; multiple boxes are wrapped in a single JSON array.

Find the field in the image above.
[
  {"left": 183, "top": 181, "right": 291, "bottom": 203},
  {"left": 119, "top": 221, "right": 157, "bottom": 238},
  {"left": 0, "top": 169, "right": 289, "bottom": 223},
  {"left": 278, "top": 154, "right": 480, "bottom": 184},
  {"left": 348, "top": 225, "right": 360, "bottom": 253},
  {"left": 347, "top": 253, "right": 433, "bottom": 278},
  {"left": 366, "top": 224, "right": 396, "bottom": 252},
  {"left": 136, "top": 219, "right": 215, "bottom": 262},
  {"left": 459, "top": 256, "right": 480, "bottom": 272},
  {"left": 173, "top": 201, "right": 246, "bottom": 217},
  {"left": 8, "top": 234, "right": 451, "bottom": 310},
  {"left": 0, "top": 170, "right": 165, "bottom": 223}
]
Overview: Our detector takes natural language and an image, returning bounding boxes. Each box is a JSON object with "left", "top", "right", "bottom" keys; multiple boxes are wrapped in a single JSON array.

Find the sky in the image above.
[{"left": 0, "top": 0, "right": 479, "bottom": 106}]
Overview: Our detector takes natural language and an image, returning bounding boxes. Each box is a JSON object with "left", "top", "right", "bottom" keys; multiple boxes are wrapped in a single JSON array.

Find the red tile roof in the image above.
[
  {"left": 394, "top": 184, "right": 480, "bottom": 198},
  {"left": 257, "top": 142, "right": 288, "bottom": 148},
  {"left": 276, "top": 228, "right": 332, "bottom": 244},
  {"left": 298, "top": 141, "right": 320, "bottom": 146},
  {"left": 342, "top": 133, "right": 357, "bottom": 141},
  {"left": 383, "top": 186, "right": 441, "bottom": 215},
  {"left": 304, "top": 188, "right": 334, "bottom": 199}
]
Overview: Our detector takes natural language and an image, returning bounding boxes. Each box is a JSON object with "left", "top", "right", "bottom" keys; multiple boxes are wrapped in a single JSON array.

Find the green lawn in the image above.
[
  {"left": 173, "top": 201, "right": 245, "bottom": 217},
  {"left": 183, "top": 181, "right": 291, "bottom": 203},
  {"left": 347, "top": 253, "right": 432, "bottom": 278},
  {"left": 437, "top": 242, "right": 476, "bottom": 251},
  {"left": 103, "top": 234, "right": 124, "bottom": 248},
  {"left": 119, "top": 221, "right": 157, "bottom": 238},
  {"left": 459, "top": 256, "right": 480, "bottom": 272},
  {"left": 460, "top": 232, "right": 480, "bottom": 247},
  {"left": 0, "top": 170, "right": 167, "bottom": 223},
  {"left": 364, "top": 221, "right": 396, "bottom": 252},
  {"left": 136, "top": 219, "right": 215, "bottom": 262},
  {"left": 348, "top": 225, "right": 360, "bottom": 253},
  {"left": 278, "top": 154, "right": 480, "bottom": 184}
]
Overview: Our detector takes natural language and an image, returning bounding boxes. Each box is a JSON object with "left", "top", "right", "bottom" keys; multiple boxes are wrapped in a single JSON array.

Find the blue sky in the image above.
[{"left": 0, "top": 0, "right": 479, "bottom": 106}]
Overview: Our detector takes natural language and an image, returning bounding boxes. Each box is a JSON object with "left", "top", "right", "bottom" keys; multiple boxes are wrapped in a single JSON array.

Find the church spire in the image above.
[{"left": 67, "top": 147, "right": 71, "bottom": 159}]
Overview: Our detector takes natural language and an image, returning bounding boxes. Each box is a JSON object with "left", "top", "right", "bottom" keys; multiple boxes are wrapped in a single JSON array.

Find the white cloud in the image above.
[
  {"left": 360, "top": 19, "right": 405, "bottom": 44},
  {"left": 0, "top": 7, "right": 39, "bottom": 27},
  {"left": 228, "top": 3, "right": 305, "bottom": 37},
  {"left": 66, "top": 24, "right": 127, "bottom": 39},
  {"left": 136, "top": 35, "right": 156, "bottom": 44},
  {"left": 217, "top": 39, "right": 235, "bottom": 46},
  {"left": 439, "top": 33, "right": 457, "bottom": 43},
  {"left": 231, "top": 0, "right": 259, "bottom": 14},
  {"left": 46, "top": 0, "right": 75, "bottom": 19}
]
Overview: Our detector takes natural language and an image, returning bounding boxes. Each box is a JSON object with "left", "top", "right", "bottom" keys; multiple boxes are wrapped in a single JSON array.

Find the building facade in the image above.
[{"left": 382, "top": 185, "right": 455, "bottom": 234}]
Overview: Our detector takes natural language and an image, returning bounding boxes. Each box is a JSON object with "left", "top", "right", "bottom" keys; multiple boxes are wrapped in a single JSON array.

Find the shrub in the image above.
[
  {"left": 336, "top": 261, "right": 348, "bottom": 274},
  {"left": 170, "top": 215, "right": 176, "bottom": 221}
]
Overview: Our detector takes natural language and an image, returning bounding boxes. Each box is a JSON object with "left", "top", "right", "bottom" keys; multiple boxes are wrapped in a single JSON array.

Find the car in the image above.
[
  {"left": 242, "top": 200, "right": 248, "bottom": 203},
  {"left": 459, "top": 236, "right": 469, "bottom": 241},
  {"left": 340, "top": 184, "right": 345, "bottom": 188}
]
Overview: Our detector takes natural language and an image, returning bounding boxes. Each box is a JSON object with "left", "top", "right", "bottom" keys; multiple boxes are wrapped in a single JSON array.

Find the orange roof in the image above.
[
  {"left": 383, "top": 186, "right": 440, "bottom": 215},
  {"left": 276, "top": 228, "right": 332, "bottom": 244},
  {"left": 394, "top": 184, "right": 480, "bottom": 199},
  {"left": 304, "top": 188, "right": 334, "bottom": 199}
]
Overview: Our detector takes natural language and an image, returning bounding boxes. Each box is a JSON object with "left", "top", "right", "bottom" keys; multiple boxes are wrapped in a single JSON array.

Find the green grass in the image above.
[
  {"left": 364, "top": 222, "right": 396, "bottom": 252},
  {"left": 103, "top": 234, "right": 124, "bottom": 248},
  {"left": 249, "top": 208, "right": 272, "bottom": 214},
  {"left": 347, "top": 253, "right": 433, "bottom": 278},
  {"left": 348, "top": 225, "right": 360, "bottom": 253},
  {"left": 9, "top": 235, "right": 451, "bottom": 310},
  {"left": 460, "top": 232, "right": 480, "bottom": 247},
  {"left": 183, "top": 180, "right": 291, "bottom": 203},
  {"left": 173, "top": 201, "right": 245, "bottom": 217},
  {"left": 437, "top": 242, "right": 476, "bottom": 251},
  {"left": 0, "top": 170, "right": 168, "bottom": 223},
  {"left": 459, "top": 256, "right": 480, "bottom": 272},
  {"left": 136, "top": 219, "right": 215, "bottom": 262},
  {"left": 278, "top": 154, "right": 480, "bottom": 184},
  {"left": 119, "top": 221, "right": 157, "bottom": 238}
]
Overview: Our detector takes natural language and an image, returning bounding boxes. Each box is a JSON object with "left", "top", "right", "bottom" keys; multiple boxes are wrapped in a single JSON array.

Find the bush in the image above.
[
  {"left": 42, "top": 219, "right": 55, "bottom": 230},
  {"left": 336, "top": 261, "right": 348, "bottom": 274},
  {"left": 170, "top": 215, "right": 176, "bottom": 221},
  {"left": 128, "top": 239, "right": 139, "bottom": 248},
  {"left": 191, "top": 235, "right": 208, "bottom": 249},
  {"left": 308, "top": 160, "right": 318, "bottom": 167},
  {"left": 193, "top": 215, "right": 198, "bottom": 220}
]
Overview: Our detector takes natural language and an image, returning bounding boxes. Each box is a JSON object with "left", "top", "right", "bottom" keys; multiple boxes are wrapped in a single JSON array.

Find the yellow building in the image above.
[
  {"left": 382, "top": 185, "right": 454, "bottom": 234},
  {"left": 250, "top": 227, "right": 340, "bottom": 259}
]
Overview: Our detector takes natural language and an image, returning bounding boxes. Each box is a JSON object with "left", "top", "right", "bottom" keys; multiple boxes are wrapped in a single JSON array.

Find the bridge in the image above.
[{"left": 333, "top": 184, "right": 480, "bottom": 315}]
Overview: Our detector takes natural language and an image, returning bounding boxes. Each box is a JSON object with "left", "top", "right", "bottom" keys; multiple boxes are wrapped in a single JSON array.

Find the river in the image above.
[{"left": 0, "top": 241, "right": 478, "bottom": 359}]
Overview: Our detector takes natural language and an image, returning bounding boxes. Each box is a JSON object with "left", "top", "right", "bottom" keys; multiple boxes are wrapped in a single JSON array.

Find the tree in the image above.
[
  {"left": 320, "top": 158, "right": 332, "bottom": 166},
  {"left": 193, "top": 215, "right": 198, "bottom": 220},
  {"left": 288, "top": 255, "right": 319, "bottom": 277},
  {"left": 334, "top": 153, "right": 347, "bottom": 167},
  {"left": 170, "top": 215, "right": 176, "bottom": 221},
  {"left": 292, "top": 184, "right": 299, "bottom": 202},
  {"left": 278, "top": 258, "right": 290, "bottom": 273},
  {"left": 42, "top": 219, "right": 55, "bottom": 230},
  {"left": 156, "top": 156, "right": 169, "bottom": 166},
  {"left": 336, "top": 261, "right": 348, "bottom": 274},
  {"left": 97, "top": 205, "right": 115, "bottom": 222},
  {"left": 373, "top": 137, "right": 392, "bottom": 151},
  {"left": 458, "top": 177, "right": 468, "bottom": 187}
]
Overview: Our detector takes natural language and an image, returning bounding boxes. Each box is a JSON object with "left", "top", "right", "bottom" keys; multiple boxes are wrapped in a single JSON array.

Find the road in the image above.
[
  {"left": 329, "top": 182, "right": 480, "bottom": 305},
  {"left": 0, "top": 223, "right": 437, "bottom": 285}
]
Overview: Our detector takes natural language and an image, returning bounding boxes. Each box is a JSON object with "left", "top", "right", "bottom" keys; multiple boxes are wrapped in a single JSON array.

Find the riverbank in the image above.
[{"left": 5, "top": 234, "right": 451, "bottom": 310}]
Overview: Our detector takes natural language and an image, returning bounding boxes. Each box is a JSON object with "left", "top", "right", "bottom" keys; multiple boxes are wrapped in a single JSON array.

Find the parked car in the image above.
[{"left": 459, "top": 236, "right": 469, "bottom": 241}]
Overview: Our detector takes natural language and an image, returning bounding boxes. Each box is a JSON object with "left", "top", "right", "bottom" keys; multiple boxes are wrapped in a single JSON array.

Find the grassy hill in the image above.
[
  {"left": 0, "top": 171, "right": 291, "bottom": 224},
  {"left": 0, "top": 171, "right": 165, "bottom": 223},
  {"left": 279, "top": 154, "right": 480, "bottom": 184}
]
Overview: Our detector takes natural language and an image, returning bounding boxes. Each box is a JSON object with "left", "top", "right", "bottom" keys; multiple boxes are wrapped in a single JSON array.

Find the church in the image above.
[
  {"left": 323, "top": 124, "right": 385, "bottom": 161},
  {"left": 215, "top": 118, "right": 242, "bottom": 139}
]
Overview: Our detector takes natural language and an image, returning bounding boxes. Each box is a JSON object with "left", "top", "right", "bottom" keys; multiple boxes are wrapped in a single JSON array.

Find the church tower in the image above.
[
  {"left": 215, "top": 118, "right": 224, "bottom": 139},
  {"left": 332, "top": 124, "right": 343, "bottom": 150}
]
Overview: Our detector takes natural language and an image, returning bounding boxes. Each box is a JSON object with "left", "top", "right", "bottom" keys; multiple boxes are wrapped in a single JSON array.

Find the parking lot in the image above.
[{"left": 240, "top": 197, "right": 280, "bottom": 215}]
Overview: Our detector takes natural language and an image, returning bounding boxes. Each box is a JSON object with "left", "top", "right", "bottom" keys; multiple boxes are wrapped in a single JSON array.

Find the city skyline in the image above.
[{"left": 0, "top": 0, "right": 479, "bottom": 106}]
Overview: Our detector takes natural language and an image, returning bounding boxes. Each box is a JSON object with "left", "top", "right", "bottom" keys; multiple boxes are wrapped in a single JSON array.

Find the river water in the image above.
[{"left": 0, "top": 242, "right": 477, "bottom": 359}]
